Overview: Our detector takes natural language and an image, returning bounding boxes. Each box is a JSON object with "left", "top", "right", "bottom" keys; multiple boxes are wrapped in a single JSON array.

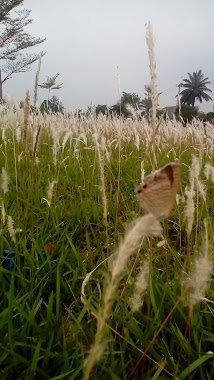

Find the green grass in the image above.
[{"left": 0, "top": 111, "right": 214, "bottom": 379}]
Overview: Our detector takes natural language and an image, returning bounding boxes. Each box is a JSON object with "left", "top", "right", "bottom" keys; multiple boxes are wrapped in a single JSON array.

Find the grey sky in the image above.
[{"left": 3, "top": 0, "right": 214, "bottom": 112}]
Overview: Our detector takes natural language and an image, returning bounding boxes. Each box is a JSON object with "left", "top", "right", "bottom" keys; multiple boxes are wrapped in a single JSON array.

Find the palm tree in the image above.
[
  {"left": 39, "top": 73, "right": 63, "bottom": 103},
  {"left": 179, "top": 70, "right": 212, "bottom": 106}
]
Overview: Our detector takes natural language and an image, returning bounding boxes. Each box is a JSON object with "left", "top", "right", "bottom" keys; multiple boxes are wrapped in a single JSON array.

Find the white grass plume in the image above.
[
  {"left": 34, "top": 53, "right": 42, "bottom": 108},
  {"left": 1, "top": 168, "right": 9, "bottom": 194},
  {"left": 7, "top": 215, "right": 16, "bottom": 243},
  {"left": 146, "top": 22, "right": 158, "bottom": 130},
  {"left": 47, "top": 180, "right": 57, "bottom": 206},
  {"left": 184, "top": 185, "right": 195, "bottom": 236},
  {"left": 1, "top": 200, "right": 6, "bottom": 225},
  {"left": 191, "top": 155, "right": 206, "bottom": 199},
  {"left": 129, "top": 260, "right": 149, "bottom": 313},
  {"left": 83, "top": 214, "right": 162, "bottom": 380},
  {"left": 185, "top": 219, "right": 213, "bottom": 316},
  {"left": 204, "top": 163, "right": 214, "bottom": 182}
]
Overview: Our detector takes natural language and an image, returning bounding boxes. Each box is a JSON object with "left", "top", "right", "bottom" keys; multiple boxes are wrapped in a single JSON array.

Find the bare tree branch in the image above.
[{"left": 1, "top": 51, "right": 46, "bottom": 83}]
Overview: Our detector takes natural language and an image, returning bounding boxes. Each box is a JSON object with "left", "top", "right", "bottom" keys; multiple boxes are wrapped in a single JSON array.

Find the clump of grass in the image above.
[{"left": 0, "top": 105, "right": 213, "bottom": 379}]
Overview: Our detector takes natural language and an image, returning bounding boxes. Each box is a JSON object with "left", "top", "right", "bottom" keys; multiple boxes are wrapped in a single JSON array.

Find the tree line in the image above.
[{"left": 92, "top": 70, "right": 213, "bottom": 123}]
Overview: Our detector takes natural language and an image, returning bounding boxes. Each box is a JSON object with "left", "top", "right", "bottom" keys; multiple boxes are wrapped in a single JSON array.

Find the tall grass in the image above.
[{"left": 0, "top": 99, "right": 213, "bottom": 379}]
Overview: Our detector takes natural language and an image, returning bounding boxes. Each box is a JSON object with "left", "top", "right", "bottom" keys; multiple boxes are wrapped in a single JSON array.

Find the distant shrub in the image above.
[{"left": 175, "top": 104, "right": 198, "bottom": 123}]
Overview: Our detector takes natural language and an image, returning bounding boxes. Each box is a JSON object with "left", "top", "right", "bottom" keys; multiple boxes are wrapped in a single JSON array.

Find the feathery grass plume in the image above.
[
  {"left": 33, "top": 53, "right": 42, "bottom": 108},
  {"left": 62, "top": 130, "right": 73, "bottom": 152},
  {"left": 140, "top": 160, "right": 145, "bottom": 183},
  {"left": 184, "top": 185, "right": 195, "bottom": 237},
  {"left": 184, "top": 157, "right": 196, "bottom": 236},
  {"left": 175, "top": 194, "right": 180, "bottom": 205},
  {"left": 126, "top": 103, "right": 138, "bottom": 120},
  {"left": 22, "top": 90, "right": 30, "bottom": 145},
  {"left": 15, "top": 126, "right": 21, "bottom": 143},
  {"left": 191, "top": 155, "right": 206, "bottom": 199},
  {"left": 185, "top": 219, "right": 213, "bottom": 318},
  {"left": 104, "top": 147, "right": 111, "bottom": 162},
  {"left": 83, "top": 214, "right": 162, "bottom": 380},
  {"left": 134, "top": 131, "right": 140, "bottom": 150},
  {"left": 156, "top": 239, "right": 167, "bottom": 248},
  {"left": 1, "top": 200, "right": 6, "bottom": 225},
  {"left": 129, "top": 260, "right": 149, "bottom": 313},
  {"left": 141, "top": 29, "right": 160, "bottom": 169},
  {"left": 146, "top": 22, "right": 158, "bottom": 130},
  {"left": 204, "top": 163, "right": 214, "bottom": 182},
  {"left": 7, "top": 215, "right": 16, "bottom": 243},
  {"left": 2, "top": 127, "right": 6, "bottom": 145},
  {"left": 93, "top": 133, "right": 108, "bottom": 224},
  {"left": 53, "top": 140, "right": 59, "bottom": 166},
  {"left": 1, "top": 167, "right": 9, "bottom": 194},
  {"left": 47, "top": 180, "right": 57, "bottom": 206},
  {"left": 18, "top": 152, "right": 23, "bottom": 163}
]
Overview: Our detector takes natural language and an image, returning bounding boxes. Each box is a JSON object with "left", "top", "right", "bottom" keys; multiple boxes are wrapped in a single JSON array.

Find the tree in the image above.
[
  {"left": 0, "top": 0, "right": 45, "bottom": 97},
  {"left": 40, "top": 95, "right": 64, "bottom": 114},
  {"left": 111, "top": 92, "right": 142, "bottom": 117},
  {"left": 141, "top": 85, "right": 152, "bottom": 117},
  {"left": 179, "top": 70, "right": 212, "bottom": 106},
  {"left": 206, "top": 112, "right": 214, "bottom": 122},
  {"left": 38, "top": 73, "right": 63, "bottom": 103},
  {"left": 141, "top": 85, "right": 162, "bottom": 118},
  {"left": 95, "top": 104, "right": 109, "bottom": 116},
  {"left": 175, "top": 104, "right": 198, "bottom": 123}
]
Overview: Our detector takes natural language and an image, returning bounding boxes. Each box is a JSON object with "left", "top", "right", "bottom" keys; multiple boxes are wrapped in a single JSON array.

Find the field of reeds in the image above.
[
  {"left": 1, "top": 21, "right": 214, "bottom": 380},
  {"left": 0, "top": 98, "right": 214, "bottom": 379}
]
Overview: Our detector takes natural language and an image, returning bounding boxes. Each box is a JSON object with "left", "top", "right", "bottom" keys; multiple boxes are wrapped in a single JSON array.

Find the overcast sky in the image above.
[{"left": 3, "top": 0, "right": 214, "bottom": 112}]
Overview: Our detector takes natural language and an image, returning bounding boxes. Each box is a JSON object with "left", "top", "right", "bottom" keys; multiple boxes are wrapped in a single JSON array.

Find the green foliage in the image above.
[
  {"left": 197, "top": 112, "right": 207, "bottom": 121},
  {"left": 95, "top": 104, "right": 109, "bottom": 116},
  {"left": 39, "top": 73, "right": 63, "bottom": 103},
  {"left": 108, "top": 86, "right": 162, "bottom": 119},
  {"left": 111, "top": 91, "right": 142, "bottom": 117},
  {"left": 39, "top": 74, "right": 63, "bottom": 91},
  {"left": 180, "top": 70, "right": 212, "bottom": 106},
  {"left": 0, "top": 112, "right": 214, "bottom": 379},
  {"left": 175, "top": 104, "right": 198, "bottom": 123},
  {"left": 140, "top": 84, "right": 152, "bottom": 117},
  {"left": 206, "top": 111, "right": 214, "bottom": 122},
  {"left": 156, "top": 108, "right": 166, "bottom": 118},
  {"left": 39, "top": 74, "right": 63, "bottom": 114},
  {"left": 40, "top": 95, "right": 64, "bottom": 114}
]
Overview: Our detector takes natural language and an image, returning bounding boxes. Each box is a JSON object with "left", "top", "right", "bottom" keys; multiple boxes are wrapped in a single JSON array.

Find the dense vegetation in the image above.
[{"left": 0, "top": 103, "right": 214, "bottom": 379}]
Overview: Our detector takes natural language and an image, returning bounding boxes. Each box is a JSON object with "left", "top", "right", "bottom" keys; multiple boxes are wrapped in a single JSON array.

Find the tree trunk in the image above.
[{"left": 0, "top": 70, "right": 2, "bottom": 100}]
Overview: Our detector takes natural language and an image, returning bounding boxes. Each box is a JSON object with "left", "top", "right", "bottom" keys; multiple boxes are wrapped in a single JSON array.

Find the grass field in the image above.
[{"left": 0, "top": 102, "right": 214, "bottom": 379}]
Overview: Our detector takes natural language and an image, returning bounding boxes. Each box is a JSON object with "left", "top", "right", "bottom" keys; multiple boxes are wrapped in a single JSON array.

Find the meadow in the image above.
[{"left": 0, "top": 100, "right": 214, "bottom": 379}]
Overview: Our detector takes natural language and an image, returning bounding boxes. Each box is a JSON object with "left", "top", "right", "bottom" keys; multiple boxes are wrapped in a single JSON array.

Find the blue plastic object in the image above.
[{"left": 2, "top": 250, "right": 16, "bottom": 271}]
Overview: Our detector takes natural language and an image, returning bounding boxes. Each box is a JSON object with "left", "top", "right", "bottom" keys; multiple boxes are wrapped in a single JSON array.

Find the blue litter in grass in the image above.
[{"left": 2, "top": 250, "right": 16, "bottom": 271}]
